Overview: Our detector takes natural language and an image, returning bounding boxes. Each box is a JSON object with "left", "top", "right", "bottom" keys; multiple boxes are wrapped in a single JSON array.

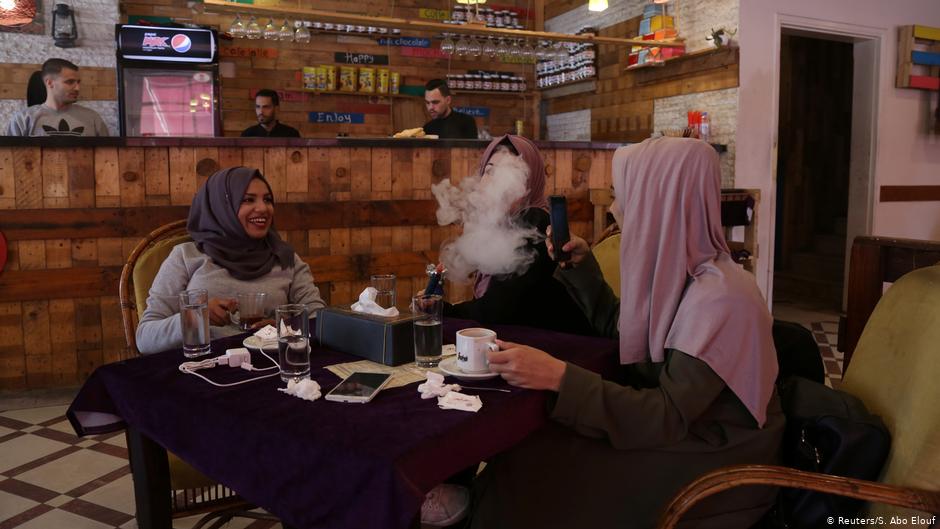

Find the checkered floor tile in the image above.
[
  {"left": 0, "top": 405, "right": 281, "bottom": 529},
  {"left": 811, "top": 320, "right": 844, "bottom": 388}
]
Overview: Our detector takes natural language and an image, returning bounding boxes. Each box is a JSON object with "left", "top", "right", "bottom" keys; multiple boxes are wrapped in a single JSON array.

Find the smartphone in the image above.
[
  {"left": 549, "top": 195, "right": 571, "bottom": 262},
  {"left": 324, "top": 372, "right": 393, "bottom": 404}
]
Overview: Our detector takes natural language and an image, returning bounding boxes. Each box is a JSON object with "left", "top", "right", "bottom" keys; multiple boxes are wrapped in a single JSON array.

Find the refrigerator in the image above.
[{"left": 116, "top": 25, "right": 221, "bottom": 137}]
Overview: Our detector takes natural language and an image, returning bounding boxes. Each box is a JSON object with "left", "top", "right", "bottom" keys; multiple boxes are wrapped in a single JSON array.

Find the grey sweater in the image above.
[
  {"left": 6, "top": 104, "right": 109, "bottom": 136},
  {"left": 136, "top": 242, "right": 325, "bottom": 354}
]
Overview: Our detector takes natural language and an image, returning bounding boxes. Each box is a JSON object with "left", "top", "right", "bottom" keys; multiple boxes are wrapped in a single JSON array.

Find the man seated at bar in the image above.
[
  {"left": 6, "top": 58, "right": 110, "bottom": 137},
  {"left": 136, "top": 166, "right": 324, "bottom": 353},
  {"left": 241, "top": 89, "right": 300, "bottom": 138},
  {"left": 423, "top": 79, "right": 478, "bottom": 139}
]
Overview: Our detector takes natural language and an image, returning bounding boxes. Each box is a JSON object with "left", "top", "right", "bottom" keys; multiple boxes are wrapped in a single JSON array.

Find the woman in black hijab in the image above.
[{"left": 136, "top": 167, "right": 325, "bottom": 354}]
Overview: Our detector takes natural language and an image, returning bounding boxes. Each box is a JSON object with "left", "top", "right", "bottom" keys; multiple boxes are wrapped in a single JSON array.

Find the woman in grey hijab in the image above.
[{"left": 136, "top": 167, "right": 325, "bottom": 354}]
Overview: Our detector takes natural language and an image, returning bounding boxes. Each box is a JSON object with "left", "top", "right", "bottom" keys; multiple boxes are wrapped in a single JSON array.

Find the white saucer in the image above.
[
  {"left": 243, "top": 335, "right": 277, "bottom": 351},
  {"left": 438, "top": 356, "right": 499, "bottom": 381}
]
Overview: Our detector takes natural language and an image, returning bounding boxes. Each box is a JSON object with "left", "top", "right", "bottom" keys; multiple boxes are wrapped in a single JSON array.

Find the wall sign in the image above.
[
  {"left": 309, "top": 112, "right": 365, "bottom": 124},
  {"left": 334, "top": 52, "right": 389, "bottom": 65},
  {"left": 418, "top": 8, "right": 450, "bottom": 21},
  {"left": 222, "top": 46, "right": 278, "bottom": 58},
  {"left": 400, "top": 47, "right": 448, "bottom": 60},
  {"left": 117, "top": 25, "right": 217, "bottom": 63},
  {"left": 250, "top": 88, "right": 307, "bottom": 102},
  {"left": 455, "top": 106, "right": 490, "bottom": 117},
  {"left": 377, "top": 36, "right": 430, "bottom": 48}
]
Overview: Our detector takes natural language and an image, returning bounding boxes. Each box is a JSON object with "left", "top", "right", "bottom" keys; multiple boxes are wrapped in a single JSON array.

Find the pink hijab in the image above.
[
  {"left": 613, "top": 137, "right": 777, "bottom": 426},
  {"left": 473, "top": 135, "right": 549, "bottom": 298}
]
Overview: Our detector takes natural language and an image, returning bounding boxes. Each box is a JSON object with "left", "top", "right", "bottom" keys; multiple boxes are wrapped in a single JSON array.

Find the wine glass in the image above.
[
  {"left": 263, "top": 18, "right": 279, "bottom": 40},
  {"left": 455, "top": 35, "right": 470, "bottom": 57},
  {"left": 246, "top": 16, "right": 262, "bottom": 40},
  {"left": 278, "top": 19, "right": 294, "bottom": 41},
  {"left": 229, "top": 14, "right": 246, "bottom": 39},
  {"left": 495, "top": 38, "right": 511, "bottom": 60},
  {"left": 522, "top": 40, "right": 536, "bottom": 60},
  {"left": 467, "top": 36, "right": 482, "bottom": 57},
  {"left": 508, "top": 39, "right": 523, "bottom": 60},
  {"left": 482, "top": 37, "right": 497, "bottom": 59},
  {"left": 294, "top": 21, "right": 311, "bottom": 43},
  {"left": 440, "top": 33, "right": 456, "bottom": 55}
]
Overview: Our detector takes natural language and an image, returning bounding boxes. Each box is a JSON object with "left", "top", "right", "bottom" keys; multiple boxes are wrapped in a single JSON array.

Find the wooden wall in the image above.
[
  {"left": 544, "top": 16, "right": 740, "bottom": 142},
  {"left": 0, "top": 63, "right": 115, "bottom": 101},
  {"left": 0, "top": 141, "right": 611, "bottom": 390},
  {"left": 119, "top": 0, "right": 540, "bottom": 138}
]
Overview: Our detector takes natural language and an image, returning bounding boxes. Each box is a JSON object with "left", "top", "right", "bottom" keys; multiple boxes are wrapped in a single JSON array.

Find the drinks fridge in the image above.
[{"left": 115, "top": 24, "right": 221, "bottom": 137}]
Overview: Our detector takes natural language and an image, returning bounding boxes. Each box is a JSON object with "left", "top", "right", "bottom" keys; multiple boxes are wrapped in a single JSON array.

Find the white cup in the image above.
[{"left": 456, "top": 328, "right": 499, "bottom": 374}]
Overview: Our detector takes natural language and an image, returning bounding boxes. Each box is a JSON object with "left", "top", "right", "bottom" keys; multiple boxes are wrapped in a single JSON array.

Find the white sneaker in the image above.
[{"left": 420, "top": 484, "right": 470, "bottom": 527}]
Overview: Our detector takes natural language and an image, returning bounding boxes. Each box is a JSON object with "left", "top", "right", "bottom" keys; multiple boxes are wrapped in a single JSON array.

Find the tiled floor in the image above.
[{"left": 1, "top": 305, "right": 843, "bottom": 529}]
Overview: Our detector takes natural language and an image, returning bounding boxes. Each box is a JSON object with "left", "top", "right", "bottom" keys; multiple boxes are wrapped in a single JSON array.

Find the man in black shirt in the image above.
[
  {"left": 422, "top": 79, "right": 478, "bottom": 139},
  {"left": 241, "top": 89, "right": 300, "bottom": 137}
]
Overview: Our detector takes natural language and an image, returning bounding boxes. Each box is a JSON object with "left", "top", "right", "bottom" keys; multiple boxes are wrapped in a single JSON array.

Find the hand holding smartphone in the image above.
[
  {"left": 325, "top": 372, "right": 393, "bottom": 403},
  {"left": 549, "top": 195, "right": 571, "bottom": 262}
]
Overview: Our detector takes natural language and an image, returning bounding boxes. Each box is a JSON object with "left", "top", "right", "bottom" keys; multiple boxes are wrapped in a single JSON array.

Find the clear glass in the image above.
[
  {"left": 495, "top": 39, "right": 511, "bottom": 58},
  {"left": 233, "top": 292, "right": 267, "bottom": 331},
  {"left": 508, "top": 39, "right": 523, "bottom": 59},
  {"left": 454, "top": 35, "right": 470, "bottom": 56},
  {"left": 294, "top": 22, "right": 311, "bottom": 44},
  {"left": 467, "top": 36, "right": 482, "bottom": 57},
  {"left": 179, "top": 289, "right": 210, "bottom": 358},
  {"left": 246, "top": 16, "right": 262, "bottom": 40},
  {"left": 229, "top": 14, "right": 246, "bottom": 39},
  {"left": 412, "top": 294, "right": 443, "bottom": 368},
  {"left": 482, "top": 37, "right": 497, "bottom": 58},
  {"left": 263, "top": 18, "right": 278, "bottom": 40},
  {"left": 370, "top": 274, "right": 397, "bottom": 310},
  {"left": 440, "top": 34, "right": 455, "bottom": 56},
  {"left": 277, "top": 304, "right": 310, "bottom": 383},
  {"left": 278, "top": 19, "right": 294, "bottom": 42}
]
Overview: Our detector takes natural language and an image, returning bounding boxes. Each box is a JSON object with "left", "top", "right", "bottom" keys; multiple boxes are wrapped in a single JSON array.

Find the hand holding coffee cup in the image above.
[
  {"left": 229, "top": 292, "right": 267, "bottom": 331},
  {"left": 456, "top": 328, "right": 499, "bottom": 374}
]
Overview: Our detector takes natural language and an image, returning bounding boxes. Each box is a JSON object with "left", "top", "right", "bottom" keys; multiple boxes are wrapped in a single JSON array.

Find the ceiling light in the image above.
[{"left": 588, "top": 0, "right": 608, "bottom": 12}]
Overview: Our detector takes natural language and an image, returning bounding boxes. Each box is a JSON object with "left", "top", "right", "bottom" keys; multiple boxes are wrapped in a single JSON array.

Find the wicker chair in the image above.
[
  {"left": 119, "top": 220, "right": 275, "bottom": 529},
  {"left": 657, "top": 265, "right": 940, "bottom": 529}
]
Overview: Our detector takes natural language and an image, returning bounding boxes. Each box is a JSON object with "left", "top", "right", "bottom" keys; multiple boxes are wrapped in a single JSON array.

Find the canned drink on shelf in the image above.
[
  {"left": 377, "top": 68, "right": 389, "bottom": 94},
  {"left": 339, "top": 66, "right": 357, "bottom": 92},
  {"left": 359, "top": 67, "right": 375, "bottom": 93},
  {"left": 302, "top": 67, "right": 317, "bottom": 91},
  {"left": 315, "top": 66, "right": 327, "bottom": 91},
  {"left": 322, "top": 64, "right": 336, "bottom": 91},
  {"left": 390, "top": 71, "right": 400, "bottom": 94}
]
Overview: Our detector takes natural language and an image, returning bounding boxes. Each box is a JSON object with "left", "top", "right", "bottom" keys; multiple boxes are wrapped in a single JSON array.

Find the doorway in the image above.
[{"left": 773, "top": 32, "right": 854, "bottom": 311}]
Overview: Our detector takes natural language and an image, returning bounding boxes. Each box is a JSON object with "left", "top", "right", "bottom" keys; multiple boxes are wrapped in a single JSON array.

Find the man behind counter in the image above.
[
  {"left": 241, "top": 89, "right": 300, "bottom": 138},
  {"left": 422, "top": 79, "right": 478, "bottom": 139}
]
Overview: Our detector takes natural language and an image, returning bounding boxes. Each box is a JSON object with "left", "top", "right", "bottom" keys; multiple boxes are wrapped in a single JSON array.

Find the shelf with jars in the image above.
[
  {"left": 536, "top": 32, "right": 597, "bottom": 90},
  {"left": 447, "top": 70, "right": 529, "bottom": 93}
]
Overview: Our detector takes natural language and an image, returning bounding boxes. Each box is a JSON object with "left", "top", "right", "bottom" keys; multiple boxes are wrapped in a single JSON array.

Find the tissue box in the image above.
[{"left": 316, "top": 306, "right": 421, "bottom": 366}]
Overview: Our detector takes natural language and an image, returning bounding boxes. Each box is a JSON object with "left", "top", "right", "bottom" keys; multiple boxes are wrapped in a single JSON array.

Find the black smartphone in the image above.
[{"left": 549, "top": 195, "right": 571, "bottom": 262}]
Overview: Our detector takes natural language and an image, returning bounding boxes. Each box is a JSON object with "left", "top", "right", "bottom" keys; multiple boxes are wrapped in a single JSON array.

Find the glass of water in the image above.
[
  {"left": 276, "top": 304, "right": 310, "bottom": 383},
  {"left": 179, "top": 289, "right": 211, "bottom": 358},
  {"left": 371, "top": 274, "right": 397, "bottom": 309},
  {"left": 412, "top": 294, "right": 443, "bottom": 368}
]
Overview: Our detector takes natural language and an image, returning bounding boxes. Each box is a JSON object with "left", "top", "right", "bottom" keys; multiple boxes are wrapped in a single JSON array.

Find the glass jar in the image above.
[
  {"left": 510, "top": 11, "right": 520, "bottom": 27},
  {"left": 484, "top": 8, "right": 495, "bottom": 25},
  {"left": 482, "top": 74, "right": 493, "bottom": 91},
  {"left": 452, "top": 5, "right": 465, "bottom": 22},
  {"left": 475, "top": 74, "right": 485, "bottom": 90}
]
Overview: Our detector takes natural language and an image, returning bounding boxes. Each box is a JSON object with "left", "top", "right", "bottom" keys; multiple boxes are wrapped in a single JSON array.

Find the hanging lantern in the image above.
[{"left": 51, "top": 3, "right": 77, "bottom": 48}]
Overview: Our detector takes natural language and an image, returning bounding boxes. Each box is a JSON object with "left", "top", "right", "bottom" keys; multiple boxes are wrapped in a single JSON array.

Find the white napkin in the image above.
[
  {"left": 351, "top": 287, "right": 400, "bottom": 317},
  {"left": 417, "top": 371, "right": 461, "bottom": 399},
  {"left": 438, "top": 392, "right": 483, "bottom": 413},
  {"left": 278, "top": 379, "right": 322, "bottom": 401},
  {"left": 254, "top": 324, "right": 278, "bottom": 348}
]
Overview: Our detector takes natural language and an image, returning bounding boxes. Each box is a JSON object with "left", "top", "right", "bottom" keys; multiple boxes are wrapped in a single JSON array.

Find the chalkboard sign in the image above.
[
  {"left": 334, "top": 52, "right": 389, "bottom": 65},
  {"left": 309, "top": 112, "right": 365, "bottom": 124}
]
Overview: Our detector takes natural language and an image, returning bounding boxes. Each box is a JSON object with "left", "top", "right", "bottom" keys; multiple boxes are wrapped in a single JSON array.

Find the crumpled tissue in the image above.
[
  {"left": 438, "top": 392, "right": 483, "bottom": 413},
  {"left": 417, "top": 371, "right": 461, "bottom": 399},
  {"left": 278, "top": 379, "right": 322, "bottom": 401},
  {"left": 254, "top": 324, "right": 278, "bottom": 348},
  {"left": 351, "top": 287, "right": 400, "bottom": 317}
]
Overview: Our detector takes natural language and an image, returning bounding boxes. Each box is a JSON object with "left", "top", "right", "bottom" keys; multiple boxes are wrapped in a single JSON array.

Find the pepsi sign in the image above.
[{"left": 117, "top": 25, "right": 217, "bottom": 63}]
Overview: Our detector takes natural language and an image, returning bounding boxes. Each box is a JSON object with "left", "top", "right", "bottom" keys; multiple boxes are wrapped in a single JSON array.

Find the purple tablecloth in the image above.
[{"left": 67, "top": 320, "right": 619, "bottom": 529}]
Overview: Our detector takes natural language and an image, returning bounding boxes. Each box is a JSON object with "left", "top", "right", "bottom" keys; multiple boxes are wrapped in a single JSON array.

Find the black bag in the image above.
[{"left": 775, "top": 376, "right": 892, "bottom": 529}]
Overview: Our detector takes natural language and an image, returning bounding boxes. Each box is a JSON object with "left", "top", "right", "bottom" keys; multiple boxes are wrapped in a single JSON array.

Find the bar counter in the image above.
[{"left": 0, "top": 137, "right": 616, "bottom": 390}]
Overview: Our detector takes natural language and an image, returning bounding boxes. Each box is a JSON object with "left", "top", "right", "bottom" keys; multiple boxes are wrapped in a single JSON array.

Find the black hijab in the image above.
[{"left": 188, "top": 166, "right": 295, "bottom": 280}]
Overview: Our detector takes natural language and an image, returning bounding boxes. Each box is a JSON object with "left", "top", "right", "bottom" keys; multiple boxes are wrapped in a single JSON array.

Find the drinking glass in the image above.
[
  {"left": 234, "top": 292, "right": 267, "bottom": 331},
  {"left": 370, "top": 274, "right": 397, "bottom": 309},
  {"left": 179, "top": 289, "right": 210, "bottom": 358},
  {"left": 294, "top": 21, "right": 311, "bottom": 43},
  {"left": 263, "top": 18, "right": 279, "bottom": 40},
  {"left": 278, "top": 19, "right": 294, "bottom": 41},
  {"left": 229, "top": 14, "right": 246, "bottom": 38},
  {"left": 277, "top": 304, "right": 310, "bottom": 383},
  {"left": 412, "top": 294, "right": 443, "bottom": 368},
  {"left": 482, "top": 37, "right": 497, "bottom": 58},
  {"left": 440, "top": 34, "right": 456, "bottom": 56},
  {"left": 467, "top": 36, "right": 482, "bottom": 57},
  {"left": 246, "top": 16, "right": 262, "bottom": 39},
  {"left": 455, "top": 36, "right": 470, "bottom": 56}
]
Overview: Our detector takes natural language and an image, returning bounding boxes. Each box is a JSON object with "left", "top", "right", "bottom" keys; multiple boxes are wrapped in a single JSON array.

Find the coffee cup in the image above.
[{"left": 456, "top": 328, "right": 498, "bottom": 374}]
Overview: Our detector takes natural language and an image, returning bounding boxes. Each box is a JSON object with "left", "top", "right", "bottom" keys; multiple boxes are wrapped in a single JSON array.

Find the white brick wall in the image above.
[
  {"left": 653, "top": 87, "right": 738, "bottom": 187},
  {"left": 546, "top": 109, "right": 592, "bottom": 141}
]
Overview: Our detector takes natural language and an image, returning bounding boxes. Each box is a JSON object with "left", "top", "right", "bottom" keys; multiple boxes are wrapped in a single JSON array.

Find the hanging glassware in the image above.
[
  {"left": 536, "top": 41, "right": 551, "bottom": 60},
  {"left": 508, "top": 39, "right": 524, "bottom": 59},
  {"left": 455, "top": 35, "right": 470, "bottom": 56},
  {"left": 467, "top": 36, "right": 482, "bottom": 57},
  {"left": 229, "top": 14, "right": 246, "bottom": 39},
  {"left": 440, "top": 33, "right": 456, "bottom": 55},
  {"left": 246, "top": 16, "right": 262, "bottom": 40},
  {"left": 263, "top": 18, "right": 279, "bottom": 40},
  {"left": 495, "top": 38, "right": 511, "bottom": 59},
  {"left": 482, "top": 37, "right": 497, "bottom": 58},
  {"left": 294, "top": 21, "right": 311, "bottom": 43},
  {"left": 521, "top": 40, "right": 536, "bottom": 60},
  {"left": 278, "top": 19, "right": 294, "bottom": 41}
]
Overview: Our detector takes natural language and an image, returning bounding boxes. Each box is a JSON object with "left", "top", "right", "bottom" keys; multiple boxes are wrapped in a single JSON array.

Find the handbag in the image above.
[{"left": 773, "top": 376, "right": 892, "bottom": 528}]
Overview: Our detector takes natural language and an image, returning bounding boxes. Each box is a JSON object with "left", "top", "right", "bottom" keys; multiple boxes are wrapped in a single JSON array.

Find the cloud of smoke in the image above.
[{"left": 431, "top": 150, "right": 542, "bottom": 282}]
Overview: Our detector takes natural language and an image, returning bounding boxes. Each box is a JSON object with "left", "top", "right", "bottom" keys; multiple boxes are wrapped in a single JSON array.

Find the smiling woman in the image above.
[{"left": 135, "top": 166, "right": 326, "bottom": 354}]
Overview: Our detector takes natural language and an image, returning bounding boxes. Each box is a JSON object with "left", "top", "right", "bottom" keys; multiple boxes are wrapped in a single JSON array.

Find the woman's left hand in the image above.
[{"left": 487, "top": 340, "right": 567, "bottom": 391}]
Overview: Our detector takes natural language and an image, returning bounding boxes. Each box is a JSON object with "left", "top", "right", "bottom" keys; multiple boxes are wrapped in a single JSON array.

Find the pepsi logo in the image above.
[{"left": 171, "top": 34, "right": 192, "bottom": 53}]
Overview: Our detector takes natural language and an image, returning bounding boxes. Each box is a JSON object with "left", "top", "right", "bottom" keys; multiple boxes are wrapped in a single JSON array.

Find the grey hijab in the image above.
[{"left": 187, "top": 166, "right": 295, "bottom": 280}]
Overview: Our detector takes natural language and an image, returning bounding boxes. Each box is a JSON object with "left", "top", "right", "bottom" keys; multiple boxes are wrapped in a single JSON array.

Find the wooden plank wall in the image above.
[
  {"left": 0, "top": 63, "right": 116, "bottom": 101},
  {"left": 119, "top": 0, "right": 540, "bottom": 138},
  {"left": 0, "top": 144, "right": 611, "bottom": 390},
  {"left": 544, "top": 16, "right": 740, "bottom": 142}
]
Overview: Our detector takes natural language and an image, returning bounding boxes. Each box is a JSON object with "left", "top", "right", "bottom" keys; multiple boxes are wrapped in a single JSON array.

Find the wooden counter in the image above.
[{"left": 0, "top": 138, "right": 617, "bottom": 389}]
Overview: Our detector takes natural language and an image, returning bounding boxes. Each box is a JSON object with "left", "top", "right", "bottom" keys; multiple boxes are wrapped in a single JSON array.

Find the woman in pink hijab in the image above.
[
  {"left": 440, "top": 134, "right": 591, "bottom": 335},
  {"left": 473, "top": 138, "right": 785, "bottom": 529}
]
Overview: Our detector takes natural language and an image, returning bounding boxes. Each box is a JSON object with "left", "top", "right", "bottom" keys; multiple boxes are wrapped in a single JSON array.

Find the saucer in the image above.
[
  {"left": 438, "top": 357, "right": 499, "bottom": 381},
  {"left": 243, "top": 335, "right": 277, "bottom": 351}
]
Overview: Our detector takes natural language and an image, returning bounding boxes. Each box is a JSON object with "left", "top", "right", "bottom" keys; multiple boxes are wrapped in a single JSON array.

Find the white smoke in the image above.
[{"left": 431, "top": 148, "right": 543, "bottom": 282}]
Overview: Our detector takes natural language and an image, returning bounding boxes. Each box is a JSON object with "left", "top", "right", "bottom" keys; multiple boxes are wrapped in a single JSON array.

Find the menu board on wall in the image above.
[{"left": 334, "top": 52, "right": 389, "bottom": 65}]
